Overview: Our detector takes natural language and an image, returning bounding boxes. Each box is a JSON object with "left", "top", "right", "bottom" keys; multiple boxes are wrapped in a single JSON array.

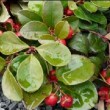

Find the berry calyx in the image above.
[
  {"left": 60, "top": 95, "right": 73, "bottom": 108},
  {"left": 101, "top": 70, "right": 107, "bottom": 78},
  {"left": 106, "top": 77, "right": 110, "bottom": 84},
  {"left": 66, "top": 27, "right": 74, "bottom": 39},
  {"left": 58, "top": 39, "right": 66, "bottom": 45},
  {"left": 64, "top": 7, "right": 74, "bottom": 16},
  {"left": 45, "top": 93, "right": 58, "bottom": 106}
]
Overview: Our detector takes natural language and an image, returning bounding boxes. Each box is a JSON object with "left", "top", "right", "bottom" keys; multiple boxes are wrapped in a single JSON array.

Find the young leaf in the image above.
[
  {"left": 68, "top": 1, "right": 78, "bottom": 10},
  {"left": 83, "top": 2, "right": 98, "bottom": 13},
  {"left": 0, "top": 2, "right": 10, "bottom": 22},
  {"left": 17, "top": 10, "right": 42, "bottom": 25},
  {"left": 37, "top": 42, "right": 71, "bottom": 66},
  {"left": 55, "top": 21, "right": 69, "bottom": 39},
  {"left": 20, "top": 21, "right": 48, "bottom": 40},
  {"left": 88, "top": 33, "right": 107, "bottom": 53},
  {"left": 61, "top": 81, "right": 98, "bottom": 110},
  {"left": 2, "top": 68, "right": 23, "bottom": 101},
  {"left": 0, "top": 57, "right": 5, "bottom": 72},
  {"left": 56, "top": 55, "right": 95, "bottom": 85},
  {"left": 42, "top": 1, "right": 63, "bottom": 27},
  {"left": 0, "top": 31, "right": 29, "bottom": 55},
  {"left": 23, "top": 84, "right": 52, "bottom": 110},
  {"left": 17, "top": 54, "right": 43, "bottom": 92},
  {"left": 68, "top": 33, "right": 89, "bottom": 55}
]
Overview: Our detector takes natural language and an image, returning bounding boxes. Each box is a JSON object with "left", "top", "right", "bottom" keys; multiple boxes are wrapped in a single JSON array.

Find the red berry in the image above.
[
  {"left": 101, "top": 70, "right": 107, "bottom": 78},
  {"left": 5, "top": 18, "right": 14, "bottom": 26},
  {"left": 64, "top": 7, "right": 73, "bottom": 16},
  {"left": 66, "top": 27, "right": 74, "bottom": 39},
  {"left": 0, "top": 30, "right": 3, "bottom": 36},
  {"left": 60, "top": 95, "right": 73, "bottom": 108},
  {"left": 49, "top": 75, "right": 58, "bottom": 82},
  {"left": 13, "top": 23, "right": 21, "bottom": 32},
  {"left": 50, "top": 70, "right": 56, "bottom": 75},
  {"left": 106, "top": 77, "right": 110, "bottom": 84},
  {"left": 15, "top": 32, "right": 21, "bottom": 37},
  {"left": 45, "top": 93, "right": 58, "bottom": 106},
  {"left": 58, "top": 39, "right": 66, "bottom": 45}
]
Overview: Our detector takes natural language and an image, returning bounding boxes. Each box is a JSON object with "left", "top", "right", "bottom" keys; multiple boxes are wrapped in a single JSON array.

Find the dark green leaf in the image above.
[
  {"left": 0, "top": 57, "right": 5, "bottom": 72},
  {"left": 2, "top": 68, "right": 23, "bottom": 101},
  {"left": 0, "top": 31, "right": 29, "bottom": 55},
  {"left": 17, "top": 54, "right": 43, "bottom": 92},
  {"left": 56, "top": 55, "right": 95, "bottom": 85},
  {"left": 68, "top": 33, "right": 89, "bottom": 55},
  {"left": 23, "top": 84, "right": 52, "bottom": 109},
  {"left": 61, "top": 81, "right": 98, "bottom": 110},
  {"left": 42, "top": 1, "right": 63, "bottom": 27},
  {"left": 20, "top": 21, "right": 48, "bottom": 40},
  {"left": 37, "top": 42, "right": 71, "bottom": 66},
  {"left": 88, "top": 33, "right": 107, "bottom": 53},
  {"left": 55, "top": 21, "right": 69, "bottom": 39},
  {"left": 17, "top": 10, "right": 42, "bottom": 25}
]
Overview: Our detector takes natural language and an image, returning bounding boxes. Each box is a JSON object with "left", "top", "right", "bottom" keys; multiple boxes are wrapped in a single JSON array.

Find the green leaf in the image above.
[
  {"left": 39, "top": 34, "right": 55, "bottom": 40},
  {"left": 92, "top": 1, "right": 110, "bottom": 9},
  {"left": 68, "top": 33, "right": 89, "bottom": 55},
  {"left": 74, "top": 7, "right": 91, "bottom": 23},
  {"left": 23, "top": 84, "right": 52, "bottom": 109},
  {"left": 56, "top": 55, "right": 95, "bottom": 85},
  {"left": 0, "top": 2, "right": 10, "bottom": 22},
  {"left": 20, "top": 21, "right": 48, "bottom": 40},
  {"left": 0, "top": 57, "right": 5, "bottom": 72},
  {"left": 88, "top": 33, "right": 107, "bottom": 53},
  {"left": 55, "top": 21, "right": 69, "bottom": 39},
  {"left": 28, "top": 1, "right": 43, "bottom": 16},
  {"left": 17, "top": 54, "right": 43, "bottom": 92},
  {"left": 2, "top": 68, "right": 23, "bottom": 101},
  {"left": 83, "top": 2, "right": 98, "bottom": 13},
  {"left": 0, "top": 31, "right": 29, "bottom": 55},
  {"left": 37, "top": 42, "right": 71, "bottom": 66},
  {"left": 17, "top": 10, "right": 42, "bottom": 25},
  {"left": 79, "top": 20, "right": 98, "bottom": 31},
  {"left": 10, "top": 54, "right": 28, "bottom": 74},
  {"left": 61, "top": 81, "right": 98, "bottom": 110},
  {"left": 42, "top": 1, "right": 63, "bottom": 27},
  {"left": 68, "top": 1, "right": 78, "bottom": 10}
]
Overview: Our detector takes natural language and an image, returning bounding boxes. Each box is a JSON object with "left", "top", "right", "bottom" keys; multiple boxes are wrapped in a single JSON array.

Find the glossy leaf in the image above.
[
  {"left": 61, "top": 81, "right": 98, "bottom": 110},
  {"left": 37, "top": 42, "right": 71, "bottom": 66},
  {"left": 74, "top": 7, "right": 91, "bottom": 23},
  {"left": 39, "top": 34, "right": 55, "bottom": 40},
  {"left": 88, "top": 33, "right": 107, "bottom": 53},
  {"left": 83, "top": 2, "right": 97, "bottom": 13},
  {"left": 17, "top": 54, "right": 43, "bottom": 92},
  {"left": 56, "top": 55, "right": 95, "bottom": 85},
  {"left": 68, "top": 33, "right": 89, "bottom": 55},
  {"left": 23, "top": 84, "right": 52, "bottom": 110},
  {"left": 0, "top": 31, "right": 29, "bottom": 55},
  {"left": 55, "top": 21, "right": 69, "bottom": 39},
  {"left": 0, "top": 3, "right": 10, "bottom": 22},
  {"left": 17, "top": 10, "right": 42, "bottom": 25},
  {"left": 42, "top": 1, "right": 63, "bottom": 27},
  {"left": 0, "top": 57, "right": 5, "bottom": 72},
  {"left": 2, "top": 68, "right": 23, "bottom": 101},
  {"left": 28, "top": 1, "right": 43, "bottom": 16},
  {"left": 10, "top": 54, "right": 28, "bottom": 74},
  {"left": 68, "top": 1, "right": 77, "bottom": 10},
  {"left": 20, "top": 21, "right": 48, "bottom": 40}
]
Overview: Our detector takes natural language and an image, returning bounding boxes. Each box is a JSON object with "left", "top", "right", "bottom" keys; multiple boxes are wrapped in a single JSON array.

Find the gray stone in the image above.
[
  {"left": 8, "top": 102, "right": 18, "bottom": 110},
  {"left": 0, "top": 102, "right": 7, "bottom": 108}
]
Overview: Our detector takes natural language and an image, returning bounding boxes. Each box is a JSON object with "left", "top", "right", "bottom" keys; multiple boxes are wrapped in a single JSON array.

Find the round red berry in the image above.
[
  {"left": 106, "top": 77, "right": 110, "bottom": 84},
  {"left": 60, "top": 95, "right": 73, "bottom": 108},
  {"left": 64, "top": 7, "right": 73, "bottom": 16},
  {"left": 58, "top": 39, "right": 66, "bottom": 45},
  {"left": 101, "top": 70, "right": 107, "bottom": 78},
  {"left": 5, "top": 18, "right": 14, "bottom": 26},
  {"left": 45, "top": 93, "right": 58, "bottom": 106},
  {"left": 66, "top": 27, "right": 74, "bottom": 39},
  {"left": 13, "top": 23, "right": 21, "bottom": 32},
  {"left": 15, "top": 32, "right": 21, "bottom": 37}
]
